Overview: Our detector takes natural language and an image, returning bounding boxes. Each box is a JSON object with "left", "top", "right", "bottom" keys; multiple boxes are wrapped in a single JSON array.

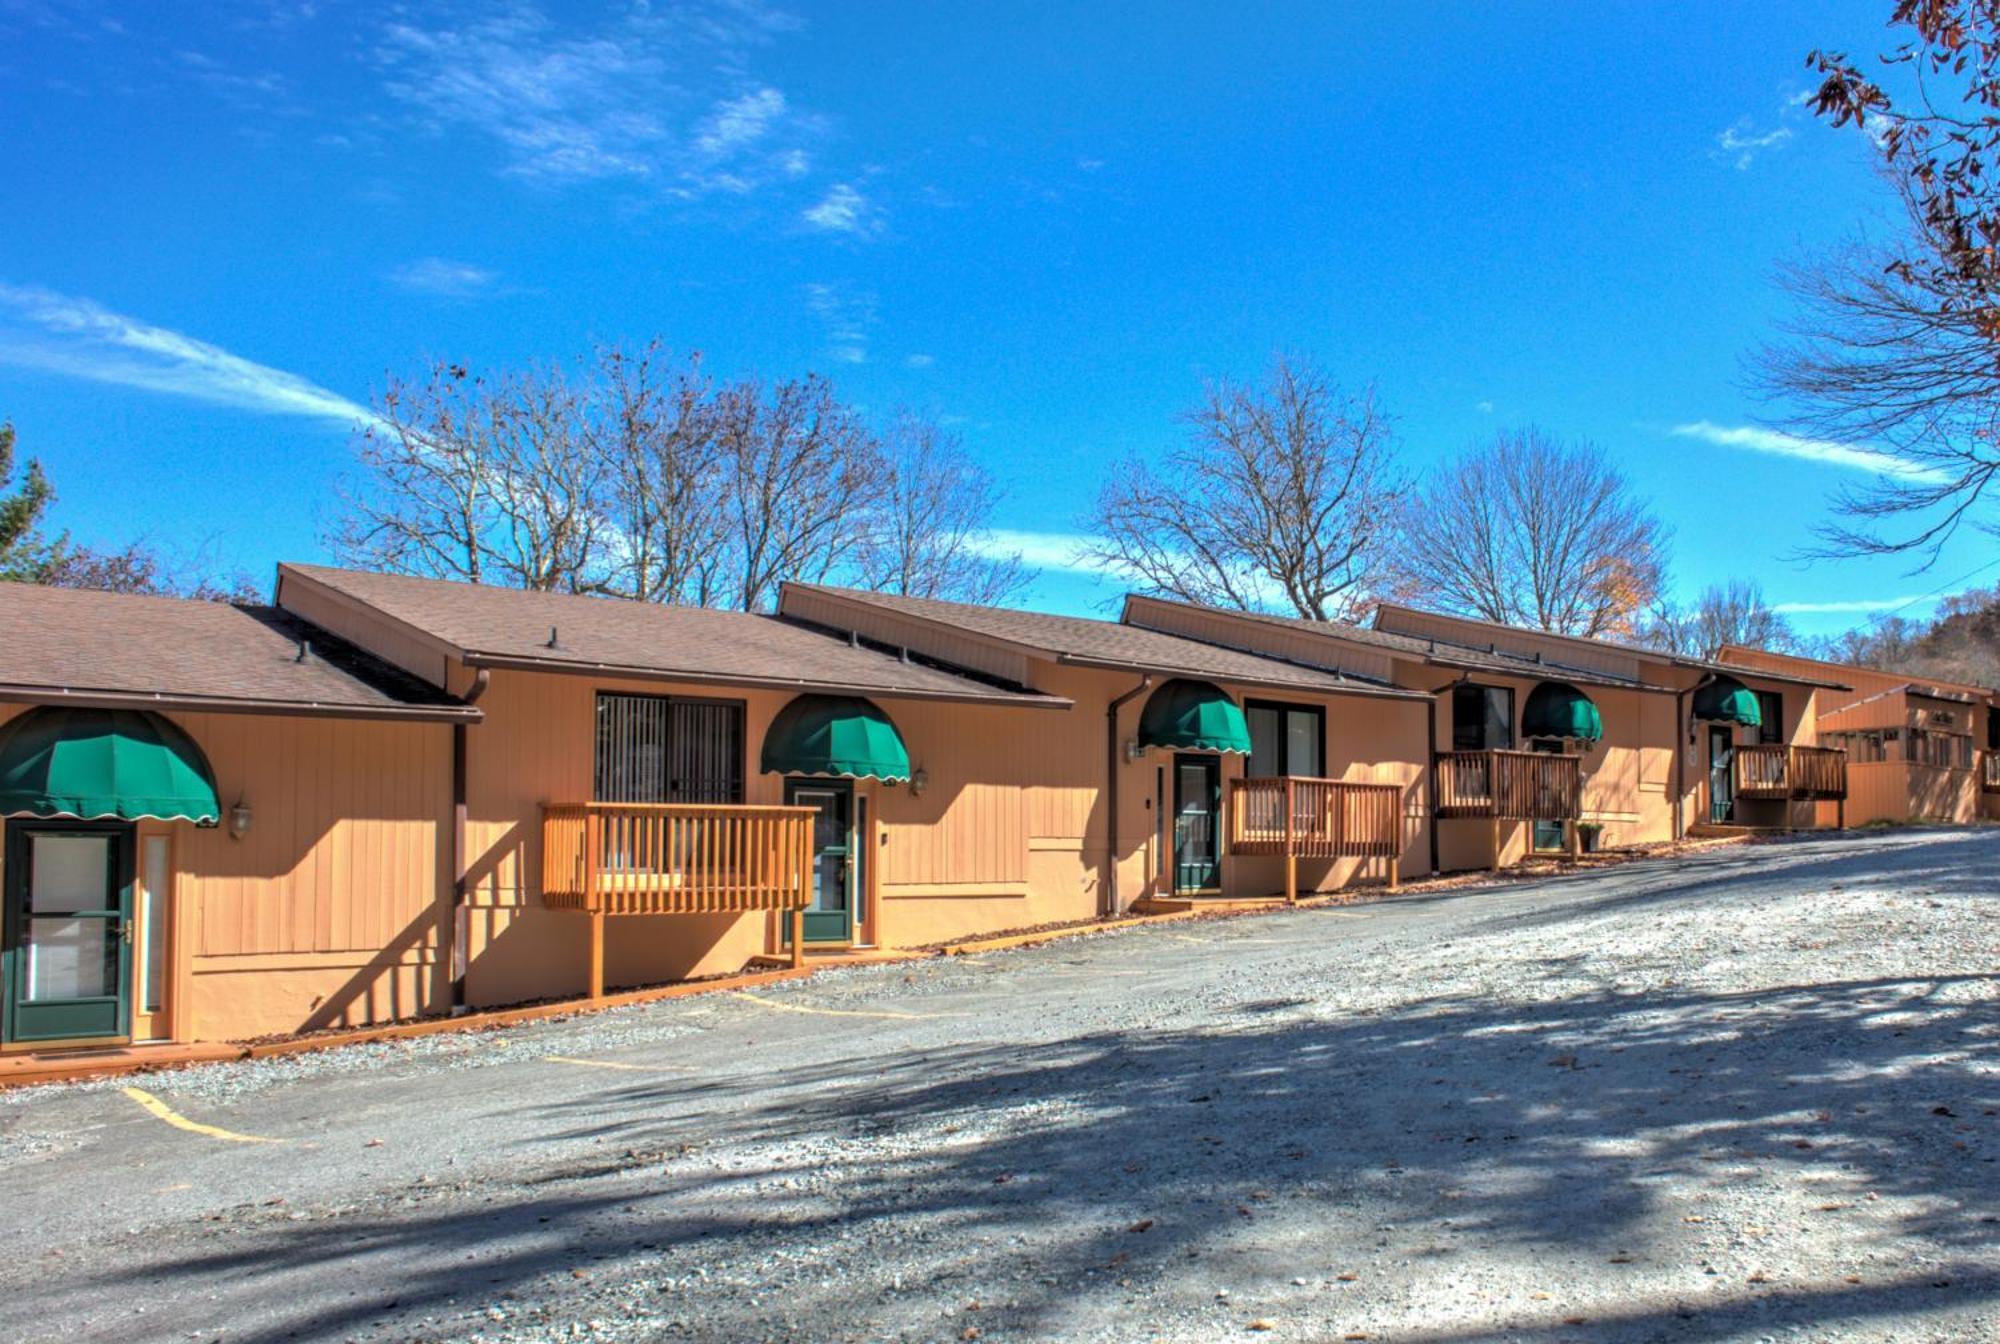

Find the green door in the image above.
[
  {"left": 786, "top": 780, "right": 854, "bottom": 943},
  {"left": 4, "top": 822, "right": 133, "bottom": 1044},
  {"left": 1709, "top": 726, "right": 1736, "bottom": 824},
  {"left": 1173, "top": 754, "right": 1222, "bottom": 894}
]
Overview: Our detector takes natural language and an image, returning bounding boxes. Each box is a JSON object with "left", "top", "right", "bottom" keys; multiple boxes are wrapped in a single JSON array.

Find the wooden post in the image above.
[
  {"left": 587, "top": 911, "right": 605, "bottom": 1001},
  {"left": 790, "top": 908, "right": 805, "bottom": 969},
  {"left": 1566, "top": 819, "right": 1581, "bottom": 862},
  {"left": 1490, "top": 815, "right": 1503, "bottom": 872},
  {"left": 1284, "top": 777, "right": 1298, "bottom": 904}
]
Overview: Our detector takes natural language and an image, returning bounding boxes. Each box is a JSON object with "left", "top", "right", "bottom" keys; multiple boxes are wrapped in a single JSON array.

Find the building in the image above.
[
  {"left": 1717, "top": 645, "right": 2000, "bottom": 825},
  {"left": 0, "top": 568, "right": 1878, "bottom": 1058}
]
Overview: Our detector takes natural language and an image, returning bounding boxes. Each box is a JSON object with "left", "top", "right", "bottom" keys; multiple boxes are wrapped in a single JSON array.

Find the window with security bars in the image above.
[{"left": 594, "top": 693, "right": 745, "bottom": 804}]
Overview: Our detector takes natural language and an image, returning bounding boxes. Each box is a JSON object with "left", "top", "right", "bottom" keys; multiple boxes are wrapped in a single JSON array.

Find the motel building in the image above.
[{"left": 0, "top": 567, "right": 1888, "bottom": 1061}]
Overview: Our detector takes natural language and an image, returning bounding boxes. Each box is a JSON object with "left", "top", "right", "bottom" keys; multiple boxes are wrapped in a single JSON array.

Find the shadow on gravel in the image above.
[{"left": 39, "top": 834, "right": 2000, "bottom": 1343}]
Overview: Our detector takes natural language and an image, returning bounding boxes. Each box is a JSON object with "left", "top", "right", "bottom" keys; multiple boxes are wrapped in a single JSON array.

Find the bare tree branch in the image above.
[
  {"left": 1394, "top": 428, "right": 1668, "bottom": 638},
  {"left": 1086, "top": 358, "right": 1405, "bottom": 622}
]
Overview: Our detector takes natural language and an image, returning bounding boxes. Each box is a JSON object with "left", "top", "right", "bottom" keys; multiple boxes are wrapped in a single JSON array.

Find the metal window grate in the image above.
[{"left": 595, "top": 693, "right": 744, "bottom": 804}]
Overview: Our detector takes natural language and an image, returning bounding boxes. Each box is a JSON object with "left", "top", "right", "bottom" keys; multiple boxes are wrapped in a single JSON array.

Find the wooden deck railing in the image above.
[
  {"left": 1734, "top": 744, "right": 1848, "bottom": 800},
  {"left": 1434, "top": 750, "right": 1582, "bottom": 821},
  {"left": 1227, "top": 776, "right": 1402, "bottom": 859},
  {"left": 541, "top": 802, "right": 815, "bottom": 916},
  {"left": 1982, "top": 751, "right": 2000, "bottom": 794}
]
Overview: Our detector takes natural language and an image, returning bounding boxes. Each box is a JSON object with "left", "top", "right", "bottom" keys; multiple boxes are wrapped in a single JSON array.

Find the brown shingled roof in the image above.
[
  {"left": 783, "top": 583, "right": 1424, "bottom": 699},
  {"left": 0, "top": 582, "right": 476, "bottom": 721},
  {"left": 281, "top": 565, "right": 1068, "bottom": 707},
  {"left": 1136, "top": 599, "right": 1655, "bottom": 692}
]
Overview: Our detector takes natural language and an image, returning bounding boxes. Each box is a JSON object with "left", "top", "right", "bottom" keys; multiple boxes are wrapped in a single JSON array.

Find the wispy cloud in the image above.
[
  {"left": 801, "top": 182, "right": 881, "bottom": 236},
  {"left": 1715, "top": 120, "right": 1793, "bottom": 170},
  {"left": 0, "top": 283, "right": 376, "bottom": 429},
  {"left": 968, "top": 528, "right": 1112, "bottom": 576},
  {"left": 388, "top": 257, "right": 498, "bottom": 298},
  {"left": 803, "top": 282, "right": 876, "bottom": 365},
  {"left": 371, "top": 3, "right": 817, "bottom": 196},
  {"left": 904, "top": 353, "right": 934, "bottom": 369},
  {"left": 1770, "top": 595, "right": 1942, "bottom": 615},
  {"left": 1668, "top": 421, "right": 1951, "bottom": 484}
]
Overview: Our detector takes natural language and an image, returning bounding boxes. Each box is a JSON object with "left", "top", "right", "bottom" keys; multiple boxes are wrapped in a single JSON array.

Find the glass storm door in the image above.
[
  {"left": 1173, "top": 754, "right": 1222, "bottom": 894},
  {"left": 1708, "top": 727, "right": 1736, "bottom": 824},
  {"left": 4, "top": 823, "right": 133, "bottom": 1044},
  {"left": 786, "top": 781, "right": 853, "bottom": 943}
]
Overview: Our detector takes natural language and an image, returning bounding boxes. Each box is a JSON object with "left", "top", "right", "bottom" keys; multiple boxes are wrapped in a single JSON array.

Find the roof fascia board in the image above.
[
  {"left": 460, "top": 650, "right": 1073, "bottom": 708},
  {"left": 276, "top": 566, "right": 469, "bottom": 663}
]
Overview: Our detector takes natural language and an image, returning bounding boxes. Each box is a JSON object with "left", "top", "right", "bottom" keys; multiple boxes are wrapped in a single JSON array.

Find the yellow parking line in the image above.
[
  {"left": 543, "top": 1056, "right": 690, "bottom": 1073},
  {"left": 122, "top": 1086, "right": 283, "bottom": 1144},
  {"left": 729, "top": 990, "right": 942, "bottom": 1020}
]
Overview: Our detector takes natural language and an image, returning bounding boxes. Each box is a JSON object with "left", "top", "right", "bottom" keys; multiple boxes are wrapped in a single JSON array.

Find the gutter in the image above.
[
  {"left": 0, "top": 685, "right": 481, "bottom": 724},
  {"left": 1104, "top": 675, "right": 1154, "bottom": 917},
  {"left": 449, "top": 668, "right": 492, "bottom": 1012}
]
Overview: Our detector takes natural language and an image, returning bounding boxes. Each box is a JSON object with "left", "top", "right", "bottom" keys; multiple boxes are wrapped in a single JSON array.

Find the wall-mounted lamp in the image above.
[
  {"left": 909, "top": 766, "right": 930, "bottom": 797},
  {"left": 1124, "top": 739, "right": 1145, "bottom": 763},
  {"left": 228, "top": 800, "right": 253, "bottom": 840}
]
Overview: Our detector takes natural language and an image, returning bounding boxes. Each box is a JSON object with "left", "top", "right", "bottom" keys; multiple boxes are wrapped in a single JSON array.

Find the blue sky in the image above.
[{"left": 0, "top": 0, "right": 1987, "bottom": 633}]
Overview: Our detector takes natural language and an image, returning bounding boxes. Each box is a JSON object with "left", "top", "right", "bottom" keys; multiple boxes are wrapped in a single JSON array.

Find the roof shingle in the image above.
[
  {"left": 282, "top": 565, "right": 1067, "bottom": 706},
  {"left": 0, "top": 582, "right": 474, "bottom": 720}
]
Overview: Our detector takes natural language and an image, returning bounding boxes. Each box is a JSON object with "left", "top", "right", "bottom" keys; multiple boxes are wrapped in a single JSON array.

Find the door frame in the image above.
[
  {"left": 1171, "top": 753, "right": 1223, "bottom": 896},
  {"left": 1708, "top": 725, "right": 1737, "bottom": 824},
  {"left": 2, "top": 819, "right": 136, "bottom": 1047},
  {"left": 784, "top": 778, "right": 856, "bottom": 945}
]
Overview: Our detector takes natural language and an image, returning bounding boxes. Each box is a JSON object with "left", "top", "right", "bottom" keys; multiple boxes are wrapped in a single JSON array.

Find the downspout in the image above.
[
  {"left": 1674, "top": 673, "right": 1716, "bottom": 842},
  {"left": 449, "top": 668, "right": 492, "bottom": 1013},
  {"left": 1105, "top": 675, "right": 1153, "bottom": 917}
]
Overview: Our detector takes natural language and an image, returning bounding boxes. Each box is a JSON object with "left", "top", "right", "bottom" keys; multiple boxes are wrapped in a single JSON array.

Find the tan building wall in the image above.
[{"left": 0, "top": 702, "right": 454, "bottom": 1045}]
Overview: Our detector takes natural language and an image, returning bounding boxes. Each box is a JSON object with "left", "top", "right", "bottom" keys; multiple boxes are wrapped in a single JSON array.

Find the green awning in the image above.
[
  {"left": 1136, "top": 678, "right": 1252, "bottom": 754},
  {"left": 0, "top": 707, "right": 220, "bottom": 823},
  {"left": 760, "top": 694, "right": 912, "bottom": 782},
  {"left": 1692, "top": 674, "right": 1762, "bottom": 727},
  {"left": 1522, "top": 681, "right": 1603, "bottom": 743}
]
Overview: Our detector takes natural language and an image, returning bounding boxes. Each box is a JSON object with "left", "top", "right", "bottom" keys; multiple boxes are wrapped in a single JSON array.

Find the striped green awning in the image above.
[
  {"left": 1692, "top": 675, "right": 1762, "bottom": 727},
  {"left": 760, "top": 694, "right": 912, "bottom": 782},
  {"left": 1137, "top": 678, "right": 1252, "bottom": 754},
  {"left": 1522, "top": 681, "right": 1603, "bottom": 743},
  {"left": 0, "top": 707, "right": 220, "bottom": 823}
]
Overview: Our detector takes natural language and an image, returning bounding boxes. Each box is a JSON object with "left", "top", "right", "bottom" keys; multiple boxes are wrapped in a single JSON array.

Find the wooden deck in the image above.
[
  {"left": 1225, "top": 775, "right": 1402, "bottom": 901},
  {"left": 1434, "top": 750, "right": 1582, "bottom": 822},
  {"left": 1735, "top": 744, "right": 1848, "bottom": 801},
  {"left": 541, "top": 801, "right": 816, "bottom": 995}
]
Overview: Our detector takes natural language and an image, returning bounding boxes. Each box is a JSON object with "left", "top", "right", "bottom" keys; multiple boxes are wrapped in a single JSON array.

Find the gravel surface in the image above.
[{"left": 0, "top": 826, "right": 1993, "bottom": 1343}]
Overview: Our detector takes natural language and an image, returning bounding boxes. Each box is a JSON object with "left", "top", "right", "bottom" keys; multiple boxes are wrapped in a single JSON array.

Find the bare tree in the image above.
[
  {"left": 1639, "top": 580, "right": 1796, "bottom": 658},
  {"left": 716, "top": 374, "right": 884, "bottom": 612},
  {"left": 1086, "top": 358, "right": 1403, "bottom": 621},
  {"left": 858, "top": 411, "right": 1025, "bottom": 604},
  {"left": 590, "top": 343, "right": 730, "bottom": 606},
  {"left": 1764, "top": 4, "right": 2000, "bottom": 559},
  {"left": 332, "top": 361, "right": 608, "bottom": 591},
  {"left": 1394, "top": 429, "right": 1668, "bottom": 638}
]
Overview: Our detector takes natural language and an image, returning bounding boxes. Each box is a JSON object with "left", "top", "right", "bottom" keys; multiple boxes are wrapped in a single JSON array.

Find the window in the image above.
[
  {"left": 1245, "top": 701, "right": 1325, "bottom": 778},
  {"left": 1987, "top": 708, "right": 1999, "bottom": 753},
  {"left": 1756, "top": 691, "right": 1783, "bottom": 745},
  {"left": 1451, "top": 685, "right": 1514, "bottom": 751},
  {"left": 594, "top": 693, "right": 744, "bottom": 804}
]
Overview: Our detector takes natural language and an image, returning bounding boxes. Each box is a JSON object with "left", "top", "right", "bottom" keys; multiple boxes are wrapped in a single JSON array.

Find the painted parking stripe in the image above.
[
  {"left": 543, "top": 1056, "right": 691, "bottom": 1073},
  {"left": 729, "top": 990, "right": 946, "bottom": 1020},
  {"left": 122, "top": 1086, "right": 283, "bottom": 1144}
]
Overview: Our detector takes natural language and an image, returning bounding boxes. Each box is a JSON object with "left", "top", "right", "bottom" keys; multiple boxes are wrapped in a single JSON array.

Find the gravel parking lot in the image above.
[{"left": 0, "top": 827, "right": 1993, "bottom": 1343}]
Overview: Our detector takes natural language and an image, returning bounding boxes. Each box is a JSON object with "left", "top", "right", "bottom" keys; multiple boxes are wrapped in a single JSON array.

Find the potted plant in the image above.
[{"left": 1576, "top": 822, "right": 1604, "bottom": 854}]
